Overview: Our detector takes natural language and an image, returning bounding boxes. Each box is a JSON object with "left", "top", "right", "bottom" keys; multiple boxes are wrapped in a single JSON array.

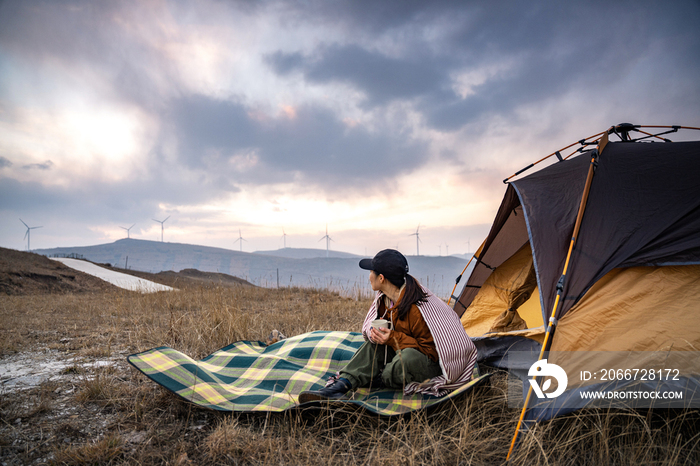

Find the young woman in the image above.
[{"left": 299, "top": 249, "right": 477, "bottom": 402}]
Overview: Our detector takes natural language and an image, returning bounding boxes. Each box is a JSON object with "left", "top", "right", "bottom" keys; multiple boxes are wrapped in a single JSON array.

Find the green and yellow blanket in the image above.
[{"left": 128, "top": 330, "right": 489, "bottom": 416}]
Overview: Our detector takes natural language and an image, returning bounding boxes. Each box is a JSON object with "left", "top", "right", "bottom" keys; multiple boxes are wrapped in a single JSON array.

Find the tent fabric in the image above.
[
  {"left": 488, "top": 308, "right": 527, "bottom": 334},
  {"left": 527, "top": 376, "right": 700, "bottom": 421},
  {"left": 454, "top": 202, "right": 529, "bottom": 317},
  {"left": 453, "top": 138, "right": 700, "bottom": 422},
  {"left": 127, "top": 330, "right": 490, "bottom": 416},
  {"left": 532, "top": 264, "right": 700, "bottom": 420},
  {"left": 460, "top": 243, "right": 542, "bottom": 337},
  {"left": 464, "top": 260, "right": 700, "bottom": 420},
  {"left": 487, "top": 255, "right": 537, "bottom": 333},
  {"left": 513, "top": 141, "right": 700, "bottom": 321},
  {"left": 457, "top": 141, "right": 700, "bottom": 323},
  {"left": 505, "top": 259, "right": 537, "bottom": 314},
  {"left": 551, "top": 264, "right": 700, "bottom": 353},
  {"left": 510, "top": 152, "right": 591, "bottom": 320}
]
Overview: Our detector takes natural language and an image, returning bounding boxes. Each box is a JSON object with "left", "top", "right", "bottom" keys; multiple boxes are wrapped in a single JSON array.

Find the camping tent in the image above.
[{"left": 450, "top": 125, "right": 700, "bottom": 451}]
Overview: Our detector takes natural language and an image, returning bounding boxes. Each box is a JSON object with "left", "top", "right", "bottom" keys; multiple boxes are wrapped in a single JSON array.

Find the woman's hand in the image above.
[{"left": 370, "top": 327, "right": 391, "bottom": 345}]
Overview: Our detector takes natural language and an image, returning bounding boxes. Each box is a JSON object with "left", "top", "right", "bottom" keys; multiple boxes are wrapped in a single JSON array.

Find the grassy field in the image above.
[{"left": 2, "top": 282, "right": 700, "bottom": 465}]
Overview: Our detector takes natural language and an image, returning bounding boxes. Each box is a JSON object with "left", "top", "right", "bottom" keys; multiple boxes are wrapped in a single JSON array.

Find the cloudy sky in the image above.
[{"left": 1, "top": 0, "right": 699, "bottom": 256}]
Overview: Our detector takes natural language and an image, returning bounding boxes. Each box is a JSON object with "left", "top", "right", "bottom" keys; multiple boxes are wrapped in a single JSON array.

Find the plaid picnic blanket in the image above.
[{"left": 127, "top": 330, "right": 490, "bottom": 416}]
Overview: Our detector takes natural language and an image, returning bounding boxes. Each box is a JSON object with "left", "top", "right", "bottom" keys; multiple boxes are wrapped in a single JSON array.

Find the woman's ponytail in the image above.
[{"left": 396, "top": 274, "right": 427, "bottom": 320}]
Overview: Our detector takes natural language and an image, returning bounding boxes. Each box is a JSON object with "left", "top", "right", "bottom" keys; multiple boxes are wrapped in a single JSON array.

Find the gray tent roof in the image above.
[{"left": 455, "top": 141, "right": 700, "bottom": 323}]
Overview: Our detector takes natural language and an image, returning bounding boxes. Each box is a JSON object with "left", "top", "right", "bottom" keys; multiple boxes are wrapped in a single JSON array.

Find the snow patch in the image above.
[{"left": 51, "top": 258, "right": 174, "bottom": 293}]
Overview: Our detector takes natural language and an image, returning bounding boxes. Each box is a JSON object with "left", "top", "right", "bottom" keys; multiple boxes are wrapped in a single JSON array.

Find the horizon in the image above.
[
  {"left": 27, "top": 236, "right": 476, "bottom": 259},
  {"left": 24, "top": 236, "right": 475, "bottom": 297},
  {"left": 1, "top": 1, "right": 699, "bottom": 255}
]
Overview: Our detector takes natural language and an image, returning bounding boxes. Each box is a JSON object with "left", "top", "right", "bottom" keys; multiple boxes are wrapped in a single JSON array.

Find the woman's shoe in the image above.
[{"left": 298, "top": 378, "right": 352, "bottom": 403}]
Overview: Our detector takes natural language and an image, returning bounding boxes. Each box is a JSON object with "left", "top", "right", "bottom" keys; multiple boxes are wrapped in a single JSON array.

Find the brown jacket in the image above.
[{"left": 377, "top": 292, "right": 439, "bottom": 362}]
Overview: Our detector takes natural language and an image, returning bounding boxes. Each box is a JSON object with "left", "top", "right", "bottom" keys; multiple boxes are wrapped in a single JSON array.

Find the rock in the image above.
[
  {"left": 125, "top": 431, "right": 147, "bottom": 444},
  {"left": 174, "top": 452, "right": 192, "bottom": 465},
  {"left": 266, "top": 329, "right": 287, "bottom": 345}
]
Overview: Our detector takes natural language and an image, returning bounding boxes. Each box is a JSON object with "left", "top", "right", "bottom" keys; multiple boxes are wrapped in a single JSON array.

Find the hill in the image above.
[
  {"left": 0, "top": 247, "right": 117, "bottom": 295},
  {"left": 253, "top": 248, "right": 360, "bottom": 259},
  {"left": 0, "top": 247, "right": 255, "bottom": 295},
  {"left": 100, "top": 266, "right": 254, "bottom": 289},
  {"left": 35, "top": 239, "right": 472, "bottom": 297}
]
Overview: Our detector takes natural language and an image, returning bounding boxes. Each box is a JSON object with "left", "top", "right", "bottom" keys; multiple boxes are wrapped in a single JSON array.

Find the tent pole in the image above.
[
  {"left": 447, "top": 254, "right": 476, "bottom": 307},
  {"left": 503, "top": 130, "right": 606, "bottom": 183},
  {"left": 639, "top": 125, "right": 700, "bottom": 131},
  {"left": 635, "top": 129, "right": 675, "bottom": 142},
  {"left": 502, "top": 125, "right": 699, "bottom": 184},
  {"left": 506, "top": 131, "right": 607, "bottom": 461},
  {"left": 448, "top": 238, "right": 486, "bottom": 308}
]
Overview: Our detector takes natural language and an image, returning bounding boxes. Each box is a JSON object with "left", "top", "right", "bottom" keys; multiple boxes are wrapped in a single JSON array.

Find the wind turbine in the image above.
[
  {"left": 409, "top": 224, "right": 421, "bottom": 256},
  {"left": 438, "top": 244, "right": 442, "bottom": 256},
  {"left": 281, "top": 228, "right": 288, "bottom": 249},
  {"left": 445, "top": 243, "right": 449, "bottom": 256},
  {"left": 318, "top": 224, "right": 333, "bottom": 258},
  {"left": 120, "top": 224, "right": 135, "bottom": 239},
  {"left": 233, "top": 229, "right": 247, "bottom": 252},
  {"left": 20, "top": 219, "right": 42, "bottom": 251},
  {"left": 152, "top": 216, "right": 170, "bottom": 242}
]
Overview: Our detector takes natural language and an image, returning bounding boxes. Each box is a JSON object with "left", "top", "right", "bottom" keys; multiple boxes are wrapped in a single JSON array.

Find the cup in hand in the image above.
[{"left": 371, "top": 319, "right": 390, "bottom": 329}]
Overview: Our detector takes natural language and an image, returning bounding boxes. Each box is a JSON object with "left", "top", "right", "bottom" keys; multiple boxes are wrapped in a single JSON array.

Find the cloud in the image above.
[
  {"left": 267, "top": 44, "right": 448, "bottom": 105},
  {"left": 22, "top": 160, "right": 53, "bottom": 170},
  {"left": 267, "top": 0, "right": 700, "bottom": 131},
  {"left": 282, "top": 0, "right": 466, "bottom": 35},
  {"left": 0, "top": 1, "right": 181, "bottom": 109},
  {"left": 166, "top": 94, "right": 429, "bottom": 191},
  {"left": 0, "top": 165, "right": 238, "bottom": 241},
  {"left": 0, "top": 0, "right": 699, "bottom": 252},
  {"left": 266, "top": 51, "right": 305, "bottom": 75}
]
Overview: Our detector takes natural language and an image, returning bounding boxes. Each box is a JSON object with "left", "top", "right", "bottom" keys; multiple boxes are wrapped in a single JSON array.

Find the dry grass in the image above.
[
  {"left": 1, "top": 284, "right": 366, "bottom": 358},
  {"left": 1, "top": 284, "right": 699, "bottom": 465},
  {"left": 53, "top": 434, "right": 125, "bottom": 465}
]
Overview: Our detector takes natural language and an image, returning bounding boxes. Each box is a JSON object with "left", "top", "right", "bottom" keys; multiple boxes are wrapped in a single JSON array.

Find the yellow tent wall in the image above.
[
  {"left": 460, "top": 243, "right": 543, "bottom": 341},
  {"left": 460, "top": 245, "right": 700, "bottom": 356},
  {"left": 460, "top": 241, "right": 700, "bottom": 391},
  {"left": 552, "top": 264, "right": 700, "bottom": 353}
]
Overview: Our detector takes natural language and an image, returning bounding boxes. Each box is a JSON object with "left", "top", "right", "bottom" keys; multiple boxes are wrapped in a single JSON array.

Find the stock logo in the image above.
[{"left": 529, "top": 359, "right": 568, "bottom": 399}]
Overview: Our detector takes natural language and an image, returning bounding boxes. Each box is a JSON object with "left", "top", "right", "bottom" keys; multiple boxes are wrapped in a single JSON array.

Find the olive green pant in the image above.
[{"left": 339, "top": 341, "right": 442, "bottom": 390}]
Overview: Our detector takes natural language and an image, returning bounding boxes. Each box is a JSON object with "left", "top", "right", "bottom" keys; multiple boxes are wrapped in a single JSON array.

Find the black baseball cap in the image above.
[{"left": 359, "top": 249, "right": 409, "bottom": 278}]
